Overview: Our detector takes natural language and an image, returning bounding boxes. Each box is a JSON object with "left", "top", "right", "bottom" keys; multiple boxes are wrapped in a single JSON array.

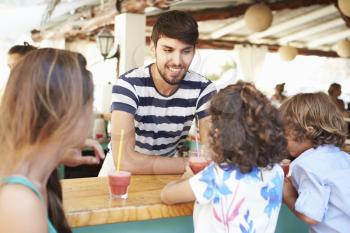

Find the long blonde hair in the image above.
[{"left": 0, "top": 48, "right": 94, "bottom": 175}]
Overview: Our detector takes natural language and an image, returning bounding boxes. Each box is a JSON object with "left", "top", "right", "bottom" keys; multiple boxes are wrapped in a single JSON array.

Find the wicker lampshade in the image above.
[
  {"left": 244, "top": 3, "right": 273, "bottom": 32},
  {"left": 339, "top": 0, "right": 350, "bottom": 17},
  {"left": 335, "top": 39, "right": 350, "bottom": 58},
  {"left": 278, "top": 46, "right": 298, "bottom": 61}
]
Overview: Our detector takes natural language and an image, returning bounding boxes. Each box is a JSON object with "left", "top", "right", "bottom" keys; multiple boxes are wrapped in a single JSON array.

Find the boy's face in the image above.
[
  {"left": 151, "top": 36, "right": 195, "bottom": 85},
  {"left": 285, "top": 133, "right": 313, "bottom": 157}
]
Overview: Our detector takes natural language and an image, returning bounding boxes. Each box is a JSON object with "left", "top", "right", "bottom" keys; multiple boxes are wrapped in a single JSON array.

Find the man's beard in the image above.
[{"left": 156, "top": 63, "right": 186, "bottom": 85}]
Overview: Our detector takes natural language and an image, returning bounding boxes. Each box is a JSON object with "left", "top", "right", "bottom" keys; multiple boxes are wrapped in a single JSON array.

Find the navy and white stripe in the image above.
[{"left": 111, "top": 64, "right": 216, "bottom": 157}]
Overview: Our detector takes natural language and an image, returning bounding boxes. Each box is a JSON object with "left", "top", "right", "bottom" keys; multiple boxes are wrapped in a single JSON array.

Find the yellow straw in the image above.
[{"left": 116, "top": 129, "right": 125, "bottom": 172}]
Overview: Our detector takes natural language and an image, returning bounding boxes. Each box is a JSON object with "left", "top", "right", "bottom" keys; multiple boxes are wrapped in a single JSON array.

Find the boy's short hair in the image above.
[
  {"left": 151, "top": 10, "right": 198, "bottom": 46},
  {"left": 279, "top": 92, "right": 346, "bottom": 147},
  {"left": 209, "top": 81, "right": 288, "bottom": 173}
]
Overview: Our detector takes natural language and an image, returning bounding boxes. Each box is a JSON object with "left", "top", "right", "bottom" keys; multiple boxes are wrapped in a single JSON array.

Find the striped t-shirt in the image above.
[{"left": 111, "top": 64, "right": 216, "bottom": 157}]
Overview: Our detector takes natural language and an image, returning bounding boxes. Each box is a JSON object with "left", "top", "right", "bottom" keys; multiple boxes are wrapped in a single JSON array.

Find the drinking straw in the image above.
[
  {"left": 195, "top": 116, "right": 200, "bottom": 157},
  {"left": 116, "top": 129, "right": 125, "bottom": 172}
]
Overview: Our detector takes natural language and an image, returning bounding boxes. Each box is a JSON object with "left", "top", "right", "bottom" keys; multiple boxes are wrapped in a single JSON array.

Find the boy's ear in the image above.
[
  {"left": 306, "top": 126, "right": 317, "bottom": 138},
  {"left": 306, "top": 126, "right": 315, "bottom": 132}
]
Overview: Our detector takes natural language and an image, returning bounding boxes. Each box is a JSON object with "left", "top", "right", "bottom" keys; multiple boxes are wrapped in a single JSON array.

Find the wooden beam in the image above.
[
  {"left": 146, "top": 0, "right": 337, "bottom": 26},
  {"left": 116, "top": 0, "right": 177, "bottom": 13},
  {"left": 149, "top": 37, "right": 339, "bottom": 57},
  {"left": 195, "top": 39, "right": 339, "bottom": 57},
  {"left": 334, "top": 0, "right": 350, "bottom": 28},
  {"left": 68, "top": 35, "right": 339, "bottom": 58},
  {"left": 249, "top": 4, "right": 338, "bottom": 41}
]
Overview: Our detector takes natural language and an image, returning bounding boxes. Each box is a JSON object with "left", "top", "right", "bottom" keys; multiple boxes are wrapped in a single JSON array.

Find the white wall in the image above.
[
  {"left": 255, "top": 53, "right": 350, "bottom": 103},
  {"left": 66, "top": 40, "right": 117, "bottom": 114}
]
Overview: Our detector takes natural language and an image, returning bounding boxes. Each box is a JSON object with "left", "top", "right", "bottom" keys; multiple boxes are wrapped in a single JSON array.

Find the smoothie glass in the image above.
[
  {"left": 108, "top": 170, "right": 131, "bottom": 199},
  {"left": 188, "top": 151, "right": 210, "bottom": 174}
]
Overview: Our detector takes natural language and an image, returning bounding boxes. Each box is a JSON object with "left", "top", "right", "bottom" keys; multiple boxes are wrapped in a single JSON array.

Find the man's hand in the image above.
[{"left": 60, "top": 139, "right": 105, "bottom": 167}]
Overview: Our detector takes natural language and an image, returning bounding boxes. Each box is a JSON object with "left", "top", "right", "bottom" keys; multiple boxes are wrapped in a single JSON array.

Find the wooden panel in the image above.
[{"left": 62, "top": 175, "right": 194, "bottom": 227}]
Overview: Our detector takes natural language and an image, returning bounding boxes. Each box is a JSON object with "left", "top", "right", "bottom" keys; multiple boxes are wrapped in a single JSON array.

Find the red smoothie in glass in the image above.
[
  {"left": 189, "top": 156, "right": 209, "bottom": 174},
  {"left": 108, "top": 171, "right": 131, "bottom": 199}
]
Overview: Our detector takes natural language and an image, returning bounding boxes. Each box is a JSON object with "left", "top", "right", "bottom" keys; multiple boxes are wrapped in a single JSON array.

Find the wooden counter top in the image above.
[{"left": 62, "top": 175, "right": 194, "bottom": 227}]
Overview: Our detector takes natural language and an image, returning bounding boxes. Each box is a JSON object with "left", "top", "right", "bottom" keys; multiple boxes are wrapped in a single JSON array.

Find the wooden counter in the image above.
[
  {"left": 63, "top": 175, "right": 307, "bottom": 233},
  {"left": 62, "top": 175, "right": 193, "bottom": 228}
]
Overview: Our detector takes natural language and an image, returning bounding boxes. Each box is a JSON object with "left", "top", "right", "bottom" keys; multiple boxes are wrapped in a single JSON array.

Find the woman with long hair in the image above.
[{"left": 0, "top": 48, "right": 101, "bottom": 233}]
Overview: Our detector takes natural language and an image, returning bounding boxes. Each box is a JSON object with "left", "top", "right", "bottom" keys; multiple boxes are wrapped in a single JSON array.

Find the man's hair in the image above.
[
  {"left": 151, "top": 10, "right": 198, "bottom": 46},
  {"left": 209, "top": 81, "right": 288, "bottom": 174},
  {"left": 8, "top": 42, "right": 36, "bottom": 56},
  {"left": 328, "top": 83, "right": 341, "bottom": 96},
  {"left": 279, "top": 92, "right": 346, "bottom": 147}
]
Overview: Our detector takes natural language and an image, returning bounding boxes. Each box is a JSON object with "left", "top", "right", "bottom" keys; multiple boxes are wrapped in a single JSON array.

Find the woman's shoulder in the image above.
[
  {"left": 0, "top": 184, "right": 46, "bottom": 233},
  {"left": 0, "top": 183, "right": 42, "bottom": 211}
]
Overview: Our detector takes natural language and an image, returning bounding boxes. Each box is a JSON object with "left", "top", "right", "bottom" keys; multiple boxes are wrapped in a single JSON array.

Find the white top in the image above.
[
  {"left": 291, "top": 145, "right": 350, "bottom": 233},
  {"left": 189, "top": 163, "right": 284, "bottom": 233}
]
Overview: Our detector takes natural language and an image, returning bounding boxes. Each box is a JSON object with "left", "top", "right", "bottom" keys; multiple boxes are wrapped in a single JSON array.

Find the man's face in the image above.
[
  {"left": 276, "top": 85, "right": 284, "bottom": 93},
  {"left": 152, "top": 36, "right": 195, "bottom": 85}
]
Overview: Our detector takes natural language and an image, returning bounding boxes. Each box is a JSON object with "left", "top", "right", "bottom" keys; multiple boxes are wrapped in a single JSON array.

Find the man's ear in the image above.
[{"left": 150, "top": 40, "right": 156, "bottom": 56}]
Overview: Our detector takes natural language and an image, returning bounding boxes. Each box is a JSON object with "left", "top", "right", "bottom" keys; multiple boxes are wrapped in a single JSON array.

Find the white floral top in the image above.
[{"left": 189, "top": 163, "right": 284, "bottom": 233}]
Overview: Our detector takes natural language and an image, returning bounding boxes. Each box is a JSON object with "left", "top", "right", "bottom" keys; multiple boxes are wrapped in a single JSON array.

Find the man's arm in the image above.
[{"left": 111, "top": 110, "right": 186, "bottom": 174}]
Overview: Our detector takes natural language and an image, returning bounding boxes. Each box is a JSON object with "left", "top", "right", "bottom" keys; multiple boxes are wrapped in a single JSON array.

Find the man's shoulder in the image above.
[
  {"left": 185, "top": 70, "right": 211, "bottom": 83},
  {"left": 120, "top": 65, "right": 151, "bottom": 81},
  {"left": 184, "top": 71, "right": 216, "bottom": 93}
]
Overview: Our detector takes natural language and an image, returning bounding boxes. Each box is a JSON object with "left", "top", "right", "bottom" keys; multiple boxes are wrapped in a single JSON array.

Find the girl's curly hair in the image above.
[
  {"left": 279, "top": 92, "right": 346, "bottom": 147},
  {"left": 209, "top": 81, "right": 289, "bottom": 173}
]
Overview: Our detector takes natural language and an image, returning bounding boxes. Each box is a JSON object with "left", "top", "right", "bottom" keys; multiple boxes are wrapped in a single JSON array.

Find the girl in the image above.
[
  {"left": 280, "top": 92, "right": 350, "bottom": 233},
  {"left": 161, "top": 82, "right": 288, "bottom": 233},
  {"left": 0, "top": 48, "right": 101, "bottom": 233}
]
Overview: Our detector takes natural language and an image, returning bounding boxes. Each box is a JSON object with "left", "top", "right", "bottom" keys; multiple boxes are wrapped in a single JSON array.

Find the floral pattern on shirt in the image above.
[
  {"left": 260, "top": 173, "right": 283, "bottom": 217},
  {"left": 240, "top": 210, "right": 257, "bottom": 233},
  {"left": 200, "top": 164, "right": 232, "bottom": 204},
  {"left": 192, "top": 164, "right": 283, "bottom": 233}
]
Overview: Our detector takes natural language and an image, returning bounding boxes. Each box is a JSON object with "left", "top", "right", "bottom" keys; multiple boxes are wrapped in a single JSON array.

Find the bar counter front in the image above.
[{"left": 62, "top": 175, "right": 308, "bottom": 233}]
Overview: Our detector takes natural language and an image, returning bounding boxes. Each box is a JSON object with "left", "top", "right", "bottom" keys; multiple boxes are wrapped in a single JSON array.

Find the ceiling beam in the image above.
[
  {"left": 145, "top": 36, "right": 338, "bottom": 57},
  {"left": 210, "top": 19, "right": 245, "bottom": 39},
  {"left": 278, "top": 18, "right": 344, "bottom": 44},
  {"left": 249, "top": 4, "right": 338, "bottom": 41},
  {"left": 198, "top": 39, "right": 339, "bottom": 57},
  {"left": 307, "top": 30, "right": 350, "bottom": 48},
  {"left": 146, "top": 0, "right": 338, "bottom": 26},
  {"left": 335, "top": 0, "right": 350, "bottom": 28}
]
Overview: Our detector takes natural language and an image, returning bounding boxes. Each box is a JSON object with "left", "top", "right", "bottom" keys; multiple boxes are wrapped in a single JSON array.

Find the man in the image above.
[
  {"left": 271, "top": 83, "right": 287, "bottom": 108},
  {"left": 7, "top": 42, "right": 37, "bottom": 69},
  {"left": 99, "top": 10, "right": 216, "bottom": 175}
]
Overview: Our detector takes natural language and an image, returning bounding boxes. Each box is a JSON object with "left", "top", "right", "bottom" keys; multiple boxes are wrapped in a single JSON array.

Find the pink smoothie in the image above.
[
  {"left": 189, "top": 156, "right": 209, "bottom": 174},
  {"left": 108, "top": 171, "right": 131, "bottom": 199}
]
